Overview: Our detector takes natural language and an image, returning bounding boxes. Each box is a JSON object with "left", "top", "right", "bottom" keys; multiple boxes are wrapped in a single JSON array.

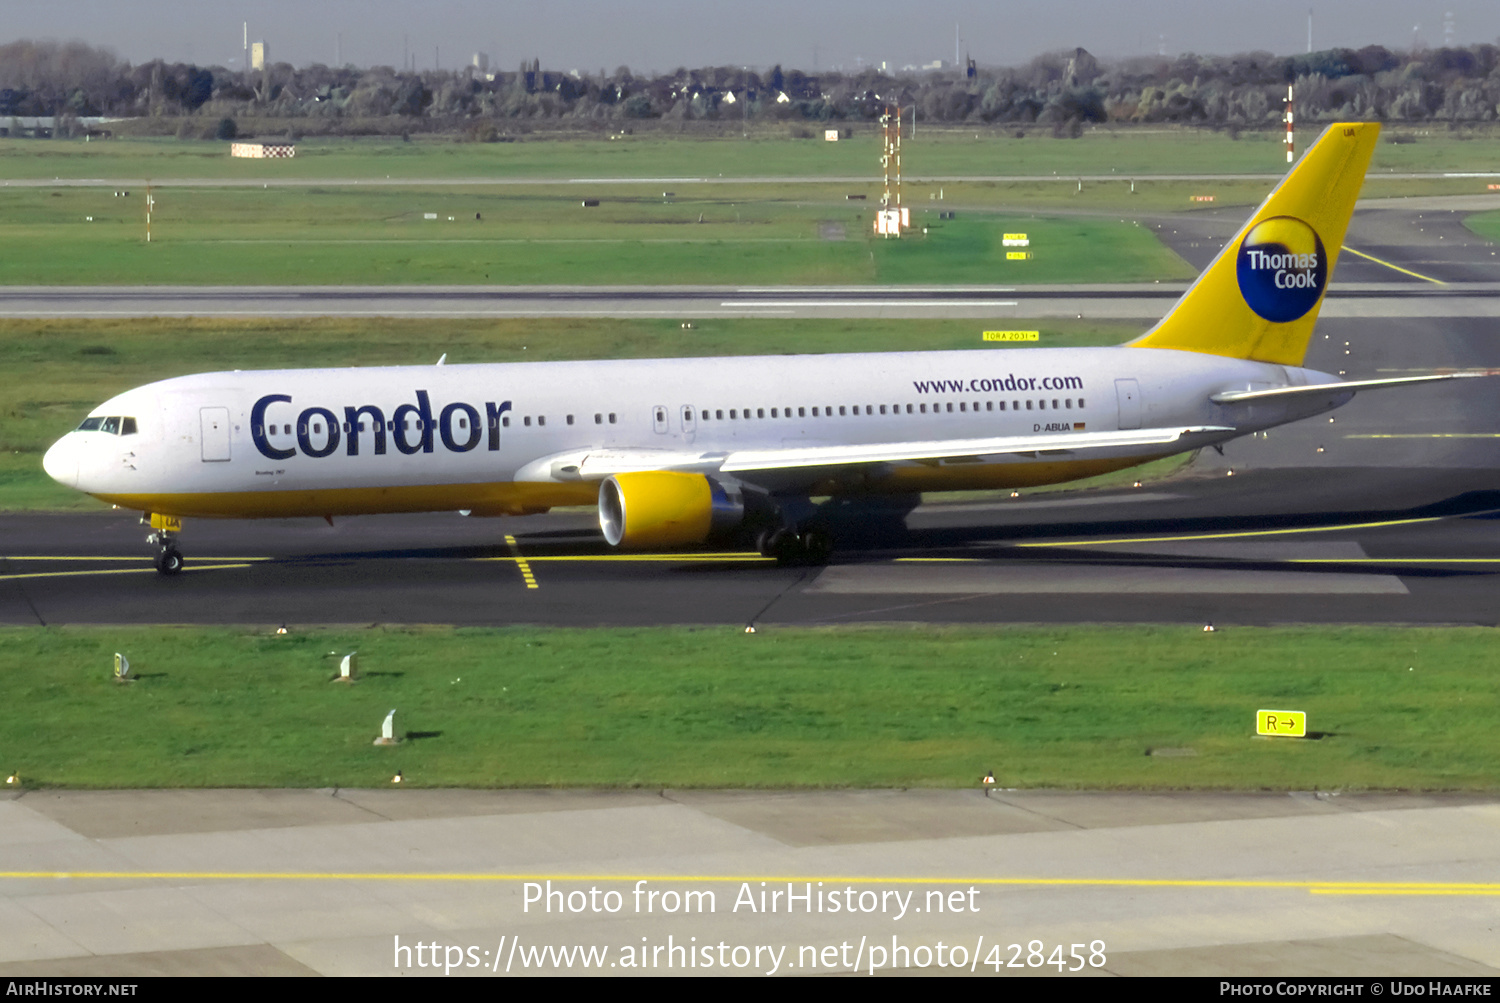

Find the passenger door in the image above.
[
  {"left": 200, "top": 407, "right": 231, "bottom": 462},
  {"left": 1114, "top": 379, "right": 1141, "bottom": 431}
]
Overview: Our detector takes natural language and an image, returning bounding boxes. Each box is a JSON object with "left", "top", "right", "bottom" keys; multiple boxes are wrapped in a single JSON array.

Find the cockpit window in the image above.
[{"left": 75, "top": 416, "right": 136, "bottom": 435}]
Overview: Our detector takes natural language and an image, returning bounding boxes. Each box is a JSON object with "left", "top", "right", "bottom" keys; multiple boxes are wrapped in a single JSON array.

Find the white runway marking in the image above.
[{"left": 719, "top": 300, "right": 1020, "bottom": 308}]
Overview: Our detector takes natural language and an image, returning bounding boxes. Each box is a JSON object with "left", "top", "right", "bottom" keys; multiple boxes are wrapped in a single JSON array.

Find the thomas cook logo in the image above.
[{"left": 1236, "top": 216, "right": 1327, "bottom": 323}]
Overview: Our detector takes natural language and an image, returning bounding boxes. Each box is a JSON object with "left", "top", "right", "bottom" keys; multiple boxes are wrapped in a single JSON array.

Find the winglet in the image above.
[{"left": 1129, "top": 122, "right": 1380, "bottom": 367}]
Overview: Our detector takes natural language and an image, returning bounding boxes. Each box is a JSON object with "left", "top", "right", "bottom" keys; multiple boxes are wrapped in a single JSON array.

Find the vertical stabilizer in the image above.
[{"left": 1128, "top": 121, "right": 1379, "bottom": 366}]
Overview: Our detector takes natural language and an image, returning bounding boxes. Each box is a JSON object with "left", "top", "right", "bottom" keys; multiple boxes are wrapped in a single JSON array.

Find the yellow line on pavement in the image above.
[
  {"left": 896, "top": 558, "right": 980, "bottom": 562},
  {"left": 1, "top": 555, "right": 268, "bottom": 562},
  {"left": 1341, "top": 245, "right": 1448, "bottom": 284},
  {"left": 0, "top": 871, "right": 1491, "bottom": 895},
  {"left": 475, "top": 553, "right": 769, "bottom": 563},
  {"left": 1014, "top": 516, "right": 1442, "bottom": 548},
  {"left": 0, "top": 563, "right": 254, "bottom": 582},
  {"left": 504, "top": 535, "right": 538, "bottom": 589},
  {"left": 1289, "top": 557, "right": 1500, "bottom": 564},
  {"left": 899, "top": 555, "right": 1500, "bottom": 566}
]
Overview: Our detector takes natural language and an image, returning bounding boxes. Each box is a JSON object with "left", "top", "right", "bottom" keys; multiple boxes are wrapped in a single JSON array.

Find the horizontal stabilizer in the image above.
[{"left": 1209, "top": 371, "right": 1493, "bottom": 404}]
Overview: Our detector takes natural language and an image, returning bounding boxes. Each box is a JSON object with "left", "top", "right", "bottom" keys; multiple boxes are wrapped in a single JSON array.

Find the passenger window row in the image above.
[
  {"left": 692, "top": 399, "right": 1084, "bottom": 421},
  {"left": 259, "top": 414, "right": 602, "bottom": 435},
  {"left": 258, "top": 398, "right": 1087, "bottom": 439}
]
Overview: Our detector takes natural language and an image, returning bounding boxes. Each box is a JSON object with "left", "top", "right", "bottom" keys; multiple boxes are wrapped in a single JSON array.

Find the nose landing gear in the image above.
[
  {"left": 150, "top": 536, "right": 184, "bottom": 574},
  {"left": 142, "top": 513, "right": 184, "bottom": 575}
]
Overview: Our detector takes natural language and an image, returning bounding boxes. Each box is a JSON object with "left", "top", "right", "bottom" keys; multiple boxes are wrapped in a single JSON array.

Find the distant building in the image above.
[
  {"left": 251, "top": 42, "right": 267, "bottom": 71},
  {"left": 472, "top": 52, "right": 489, "bottom": 74},
  {"left": 230, "top": 141, "right": 296, "bottom": 159}
]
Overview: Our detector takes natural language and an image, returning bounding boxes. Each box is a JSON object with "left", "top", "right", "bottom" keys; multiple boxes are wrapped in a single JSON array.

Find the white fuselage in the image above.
[{"left": 43, "top": 346, "right": 1344, "bottom": 519}]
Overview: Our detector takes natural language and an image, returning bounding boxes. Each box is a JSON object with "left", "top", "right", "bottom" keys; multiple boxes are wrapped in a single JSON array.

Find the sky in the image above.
[{"left": 2, "top": 0, "right": 1498, "bottom": 74}]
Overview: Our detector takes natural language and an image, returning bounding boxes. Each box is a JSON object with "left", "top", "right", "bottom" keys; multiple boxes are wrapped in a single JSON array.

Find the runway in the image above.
[{"left": 2, "top": 280, "right": 1500, "bottom": 320}]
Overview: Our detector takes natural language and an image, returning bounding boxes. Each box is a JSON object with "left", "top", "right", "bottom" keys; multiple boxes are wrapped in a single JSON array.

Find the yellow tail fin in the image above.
[{"left": 1129, "top": 121, "right": 1380, "bottom": 366}]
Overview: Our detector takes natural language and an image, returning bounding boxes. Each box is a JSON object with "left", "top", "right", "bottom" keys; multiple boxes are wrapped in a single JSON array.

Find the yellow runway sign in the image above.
[{"left": 1257, "top": 709, "right": 1307, "bottom": 737}]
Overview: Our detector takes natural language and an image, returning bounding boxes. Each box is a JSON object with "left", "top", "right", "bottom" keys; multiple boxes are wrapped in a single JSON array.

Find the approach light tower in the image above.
[
  {"left": 1284, "top": 85, "right": 1295, "bottom": 163},
  {"left": 876, "top": 105, "right": 908, "bottom": 237}
]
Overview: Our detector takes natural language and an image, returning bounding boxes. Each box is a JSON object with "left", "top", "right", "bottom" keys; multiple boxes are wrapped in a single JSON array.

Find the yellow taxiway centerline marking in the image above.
[
  {"left": 0, "top": 871, "right": 1491, "bottom": 895},
  {"left": 7, "top": 553, "right": 766, "bottom": 570},
  {"left": 504, "top": 535, "right": 539, "bottom": 589},
  {"left": 475, "top": 553, "right": 770, "bottom": 563},
  {"left": 1012, "top": 515, "right": 1443, "bottom": 549},
  {"left": 1, "top": 556, "right": 268, "bottom": 561},
  {"left": 1345, "top": 433, "right": 1500, "bottom": 439},
  {"left": 0, "top": 564, "right": 254, "bottom": 582},
  {"left": 1290, "top": 557, "right": 1500, "bottom": 563},
  {"left": 899, "top": 555, "right": 1500, "bottom": 565},
  {"left": 1340, "top": 245, "right": 1448, "bottom": 285}
]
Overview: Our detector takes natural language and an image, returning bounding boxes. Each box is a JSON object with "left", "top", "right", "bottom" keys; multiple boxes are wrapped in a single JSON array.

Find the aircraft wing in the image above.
[
  {"left": 1210, "top": 371, "right": 1493, "bottom": 403},
  {"left": 718, "top": 426, "right": 1233, "bottom": 473},
  {"left": 516, "top": 426, "right": 1233, "bottom": 482}
]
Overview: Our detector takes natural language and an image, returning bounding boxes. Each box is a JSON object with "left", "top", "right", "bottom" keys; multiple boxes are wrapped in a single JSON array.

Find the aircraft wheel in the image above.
[
  {"left": 768, "top": 529, "right": 802, "bottom": 566},
  {"left": 799, "top": 530, "right": 833, "bottom": 566},
  {"left": 755, "top": 527, "right": 779, "bottom": 559},
  {"left": 155, "top": 547, "right": 184, "bottom": 575}
]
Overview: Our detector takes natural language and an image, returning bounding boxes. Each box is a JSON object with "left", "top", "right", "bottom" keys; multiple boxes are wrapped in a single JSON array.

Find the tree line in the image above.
[{"left": 3, "top": 38, "right": 1499, "bottom": 136}]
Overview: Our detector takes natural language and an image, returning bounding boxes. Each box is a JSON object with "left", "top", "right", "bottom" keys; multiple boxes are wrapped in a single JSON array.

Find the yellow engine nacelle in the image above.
[{"left": 598, "top": 472, "right": 743, "bottom": 548}]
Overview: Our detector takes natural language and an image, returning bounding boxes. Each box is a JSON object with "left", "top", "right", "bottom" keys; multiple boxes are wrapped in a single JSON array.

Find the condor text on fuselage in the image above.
[{"left": 250, "top": 390, "right": 512, "bottom": 461}]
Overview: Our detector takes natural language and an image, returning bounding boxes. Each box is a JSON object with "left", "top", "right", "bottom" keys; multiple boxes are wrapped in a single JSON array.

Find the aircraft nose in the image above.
[{"left": 42, "top": 435, "right": 78, "bottom": 489}]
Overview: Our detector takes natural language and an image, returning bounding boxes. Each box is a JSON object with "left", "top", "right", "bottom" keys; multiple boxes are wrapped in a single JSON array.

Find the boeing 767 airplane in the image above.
[{"left": 42, "top": 122, "right": 1479, "bottom": 573}]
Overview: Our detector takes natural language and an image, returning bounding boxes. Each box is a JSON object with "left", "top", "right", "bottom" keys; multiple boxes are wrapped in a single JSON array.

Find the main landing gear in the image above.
[{"left": 756, "top": 525, "right": 832, "bottom": 567}]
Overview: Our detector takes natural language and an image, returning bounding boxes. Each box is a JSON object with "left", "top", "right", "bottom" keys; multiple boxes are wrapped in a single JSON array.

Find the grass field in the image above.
[
  {"left": 6, "top": 127, "right": 1500, "bottom": 181},
  {"left": 0, "top": 182, "right": 1194, "bottom": 285},
  {"left": 1, "top": 623, "right": 1493, "bottom": 790},
  {"left": 1464, "top": 209, "right": 1500, "bottom": 244},
  {"left": 3, "top": 129, "right": 1492, "bottom": 287},
  {"left": 0, "top": 316, "right": 1143, "bottom": 510}
]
